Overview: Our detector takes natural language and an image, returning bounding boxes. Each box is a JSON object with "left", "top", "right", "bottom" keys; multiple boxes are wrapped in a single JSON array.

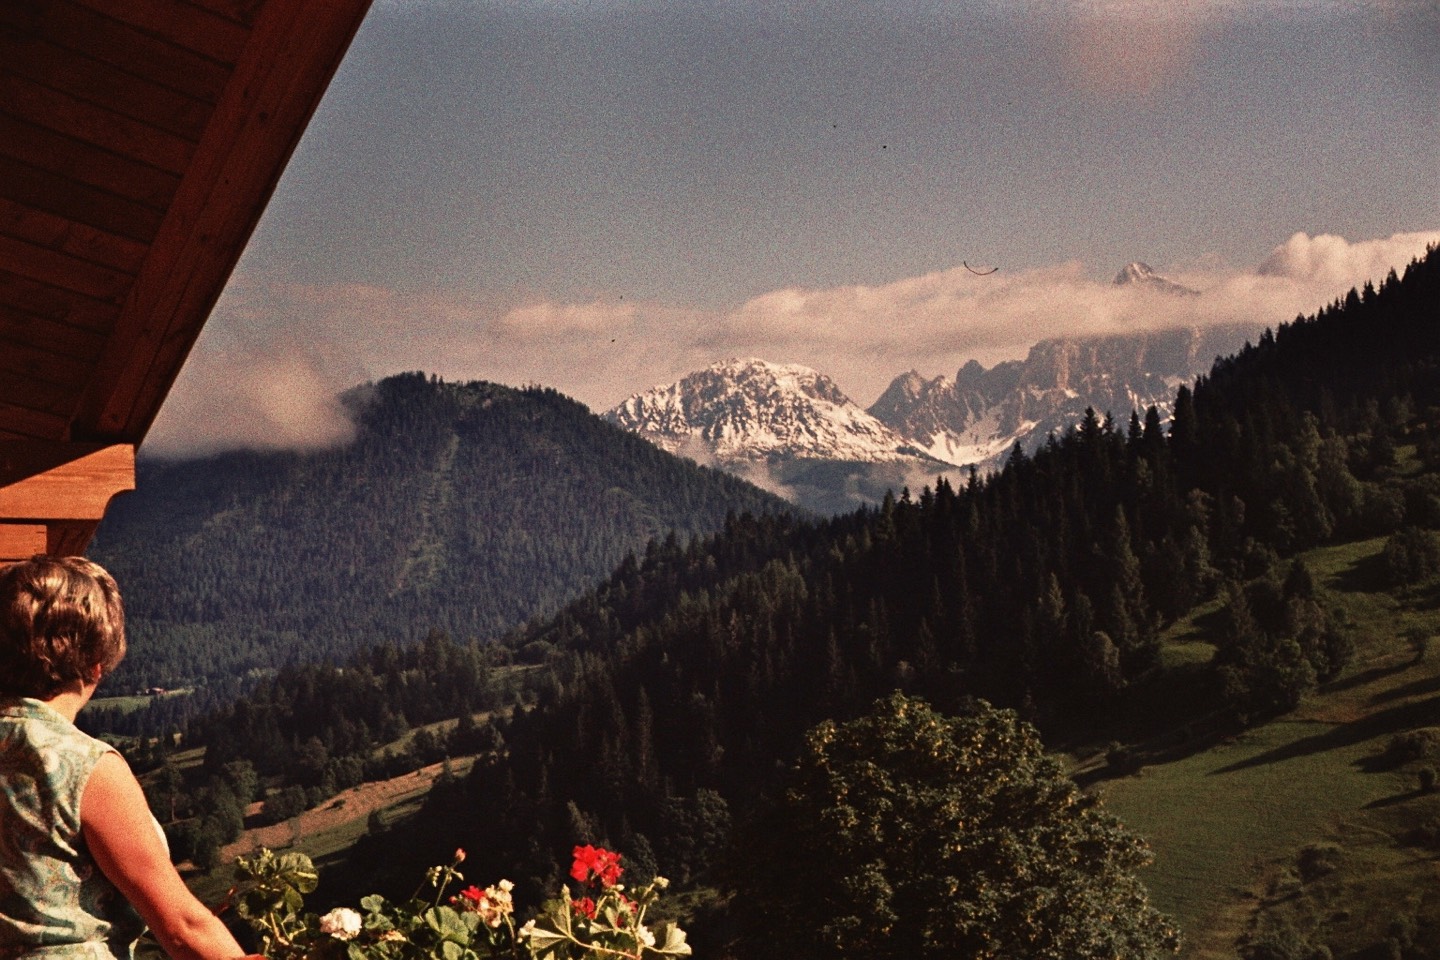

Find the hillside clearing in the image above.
[{"left": 1105, "top": 535, "right": 1440, "bottom": 959}]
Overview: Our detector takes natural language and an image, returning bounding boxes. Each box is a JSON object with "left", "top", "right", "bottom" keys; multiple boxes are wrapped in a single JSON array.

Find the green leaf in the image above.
[
  {"left": 272, "top": 852, "right": 320, "bottom": 893},
  {"left": 651, "top": 921, "right": 691, "bottom": 957},
  {"left": 424, "top": 906, "right": 471, "bottom": 942},
  {"left": 522, "top": 921, "right": 570, "bottom": 951}
]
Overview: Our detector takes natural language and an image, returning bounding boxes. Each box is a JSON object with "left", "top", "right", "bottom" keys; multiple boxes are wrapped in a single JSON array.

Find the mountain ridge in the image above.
[
  {"left": 868, "top": 323, "right": 1264, "bottom": 469},
  {"left": 604, "top": 357, "right": 944, "bottom": 465},
  {"left": 603, "top": 321, "right": 1265, "bottom": 512},
  {"left": 90, "top": 373, "right": 793, "bottom": 693}
]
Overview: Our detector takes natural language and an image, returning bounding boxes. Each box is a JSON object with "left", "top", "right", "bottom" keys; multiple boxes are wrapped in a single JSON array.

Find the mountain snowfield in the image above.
[
  {"left": 604, "top": 358, "right": 942, "bottom": 466},
  {"left": 604, "top": 267, "right": 1264, "bottom": 513}
]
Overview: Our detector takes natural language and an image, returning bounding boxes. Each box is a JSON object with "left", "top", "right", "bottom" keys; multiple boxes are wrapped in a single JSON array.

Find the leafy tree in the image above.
[
  {"left": 1382, "top": 526, "right": 1440, "bottom": 586},
  {"left": 734, "top": 694, "right": 1180, "bottom": 960},
  {"left": 262, "top": 784, "right": 309, "bottom": 826}
]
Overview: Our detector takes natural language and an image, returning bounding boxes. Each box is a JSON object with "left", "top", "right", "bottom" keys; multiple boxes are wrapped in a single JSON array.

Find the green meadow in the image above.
[{"left": 1105, "top": 536, "right": 1440, "bottom": 958}]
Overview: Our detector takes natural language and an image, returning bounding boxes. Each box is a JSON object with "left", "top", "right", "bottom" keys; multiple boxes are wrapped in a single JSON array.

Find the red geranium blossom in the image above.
[
  {"left": 569, "top": 845, "right": 623, "bottom": 888},
  {"left": 570, "top": 897, "right": 597, "bottom": 919}
]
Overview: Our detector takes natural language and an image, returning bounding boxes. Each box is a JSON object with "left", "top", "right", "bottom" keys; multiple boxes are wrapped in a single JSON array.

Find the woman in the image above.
[{"left": 0, "top": 556, "right": 254, "bottom": 960}]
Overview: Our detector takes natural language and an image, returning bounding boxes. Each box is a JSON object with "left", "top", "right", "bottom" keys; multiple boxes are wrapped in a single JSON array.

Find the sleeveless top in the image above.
[{"left": 0, "top": 699, "right": 145, "bottom": 960}]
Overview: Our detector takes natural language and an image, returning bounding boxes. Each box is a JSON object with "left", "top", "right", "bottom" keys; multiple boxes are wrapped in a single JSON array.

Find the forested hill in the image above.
[
  {"left": 333, "top": 246, "right": 1440, "bottom": 904},
  {"left": 89, "top": 373, "right": 793, "bottom": 691}
]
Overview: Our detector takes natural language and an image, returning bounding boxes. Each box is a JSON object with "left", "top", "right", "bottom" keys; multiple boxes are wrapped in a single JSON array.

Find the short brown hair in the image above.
[{"left": 0, "top": 556, "right": 126, "bottom": 699}]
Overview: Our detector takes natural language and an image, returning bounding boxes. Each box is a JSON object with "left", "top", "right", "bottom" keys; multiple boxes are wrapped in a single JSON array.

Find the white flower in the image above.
[
  {"left": 497, "top": 879, "right": 515, "bottom": 893},
  {"left": 637, "top": 925, "right": 656, "bottom": 948},
  {"left": 318, "top": 907, "right": 363, "bottom": 940}
]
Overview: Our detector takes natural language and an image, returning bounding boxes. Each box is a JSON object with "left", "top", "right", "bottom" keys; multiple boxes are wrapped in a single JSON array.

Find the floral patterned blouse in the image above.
[{"left": 0, "top": 698, "right": 144, "bottom": 960}]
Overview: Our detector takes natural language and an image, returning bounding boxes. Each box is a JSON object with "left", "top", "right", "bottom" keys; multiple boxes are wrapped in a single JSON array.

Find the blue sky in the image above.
[{"left": 152, "top": 0, "right": 1440, "bottom": 453}]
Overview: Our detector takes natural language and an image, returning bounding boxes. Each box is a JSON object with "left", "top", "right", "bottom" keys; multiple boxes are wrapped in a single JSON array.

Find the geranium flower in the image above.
[
  {"left": 452, "top": 882, "right": 514, "bottom": 927},
  {"left": 569, "top": 845, "right": 623, "bottom": 887},
  {"left": 317, "top": 907, "right": 362, "bottom": 940},
  {"left": 571, "top": 896, "right": 598, "bottom": 919}
]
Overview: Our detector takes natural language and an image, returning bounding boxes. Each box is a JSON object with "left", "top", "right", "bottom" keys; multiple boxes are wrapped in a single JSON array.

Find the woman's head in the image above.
[{"left": 0, "top": 556, "right": 126, "bottom": 699}]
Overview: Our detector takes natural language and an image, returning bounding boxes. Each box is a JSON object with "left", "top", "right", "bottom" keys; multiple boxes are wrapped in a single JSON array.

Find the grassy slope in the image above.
[
  {"left": 168, "top": 538, "right": 1440, "bottom": 957},
  {"left": 1104, "top": 536, "right": 1440, "bottom": 959}
]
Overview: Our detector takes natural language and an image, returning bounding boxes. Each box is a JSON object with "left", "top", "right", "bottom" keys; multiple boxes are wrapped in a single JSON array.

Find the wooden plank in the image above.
[
  {"left": 69, "top": 0, "right": 250, "bottom": 64},
  {"left": 189, "top": 0, "right": 268, "bottom": 28},
  {"left": 0, "top": 114, "right": 181, "bottom": 211},
  {"left": 0, "top": 442, "right": 135, "bottom": 520},
  {"left": 0, "top": 32, "right": 211, "bottom": 141},
  {"left": 0, "top": 403, "right": 69, "bottom": 441},
  {"left": 0, "top": 371, "right": 78, "bottom": 416},
  {"left": 0, "top": 196, "right": 149, "bottom": 274},
  {"left": 0, "top": 235, "right": 134, "bottom": 302},
  {"left": 0, "top": 271, "right": 122, "bottom": 333},
  {"left": 0, "top": 524, "right": 48, "bottom": 561},
  {"left": 0, "top": 155, "right": 163, "bottom": 242},
  {"left": 76, "top": 0, "right": 374, "bottom": 442},
  {"left": 1, "top": 74, "right": 196, "bottom": 175},
  {"left": 0, "top": 313, "right": 107, "bottom": 364},
  {"left": 0, "top": 2, "right": 231, "bottom": 104},
  {"left": 0, "top": 335, "right": 96, "bottom": 387}
]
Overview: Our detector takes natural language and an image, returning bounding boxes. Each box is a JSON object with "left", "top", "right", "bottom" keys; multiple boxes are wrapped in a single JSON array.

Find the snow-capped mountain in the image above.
[
  {"left": 867, "top": 324, "right": 1260, "bottom": 475},
  {"left": 1113, "top": 261, "right": 1200, "bottom": 297},
  {"left": 603, "top": 292, "right": 1264, "bottom": 513},
  {"left": 604, "top": 359, "right": 956, "bottom": 514},
  {"left": 605, "top": 358, "right": 943, "bottom": 465}
]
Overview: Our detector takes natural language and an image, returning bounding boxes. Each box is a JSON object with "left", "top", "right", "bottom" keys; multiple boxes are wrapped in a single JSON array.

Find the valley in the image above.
[{"left": 91, "top": 246, "right": 1440, "bottom": 959}]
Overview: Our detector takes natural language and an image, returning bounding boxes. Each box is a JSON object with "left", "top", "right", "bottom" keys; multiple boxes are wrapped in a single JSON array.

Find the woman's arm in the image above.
[{"left": 81, "top": 751, "right": 252, "bottom": 960}]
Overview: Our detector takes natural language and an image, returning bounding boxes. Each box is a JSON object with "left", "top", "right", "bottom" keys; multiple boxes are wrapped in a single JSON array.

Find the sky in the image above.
[{"left": 148, "top": 0, "right": 1440, "bottom": 455}]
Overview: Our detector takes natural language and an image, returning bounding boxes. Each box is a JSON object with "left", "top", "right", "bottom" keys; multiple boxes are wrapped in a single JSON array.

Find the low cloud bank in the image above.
[{"left": 146, "top": 230, "right": 1438, "bottom": 457}]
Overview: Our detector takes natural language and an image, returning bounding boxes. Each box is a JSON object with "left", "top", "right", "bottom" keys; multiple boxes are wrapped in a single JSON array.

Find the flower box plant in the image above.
[{"left": 230, "top": 845, "right": 690, "bottom": 960}]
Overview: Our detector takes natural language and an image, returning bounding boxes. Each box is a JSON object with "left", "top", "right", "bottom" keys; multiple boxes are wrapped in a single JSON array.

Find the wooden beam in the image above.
[
  {"left": 0, "top": 524, "right": 47, "bottom": 563},
  {"left": 0, "top": 442, "right": 133, "bottom": 558},
  {"left": 73, "top": 0, "right": 373, "bottom": 444},
  {"left": 0, "top": 442, "right": 135, "bottom": 520}
]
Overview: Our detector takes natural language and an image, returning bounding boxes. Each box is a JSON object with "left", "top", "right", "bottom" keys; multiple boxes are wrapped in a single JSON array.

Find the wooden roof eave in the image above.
[
  {"left": 72, "top": 0, "right": 374, "bottom": 446},
  {"left": 0, "top": 0, "right": 373, "bottom": 562}
]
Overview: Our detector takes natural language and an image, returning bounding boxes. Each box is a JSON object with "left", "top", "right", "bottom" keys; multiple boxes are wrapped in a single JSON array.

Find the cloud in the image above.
[
  {"left": 1256, "top": 230, "right": 1440, "bottom": 287},
  {"left": 147, "top": 348, "right": 356, "bottom": 457},
  {"left": 147, "top": 230, "right": 1438, "bottom": 456},
  {"left": 706, "top": 229, "right": 1439, "bottom": 404}
]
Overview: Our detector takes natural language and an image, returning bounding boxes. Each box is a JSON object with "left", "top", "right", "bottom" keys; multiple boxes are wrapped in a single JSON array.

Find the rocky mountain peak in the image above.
[
  {"left": 604, "top": 358, "right": 936, "bottom": 465},
  {"left": 1113, "top": 261, "right": 1200, "bottom": 297}
]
